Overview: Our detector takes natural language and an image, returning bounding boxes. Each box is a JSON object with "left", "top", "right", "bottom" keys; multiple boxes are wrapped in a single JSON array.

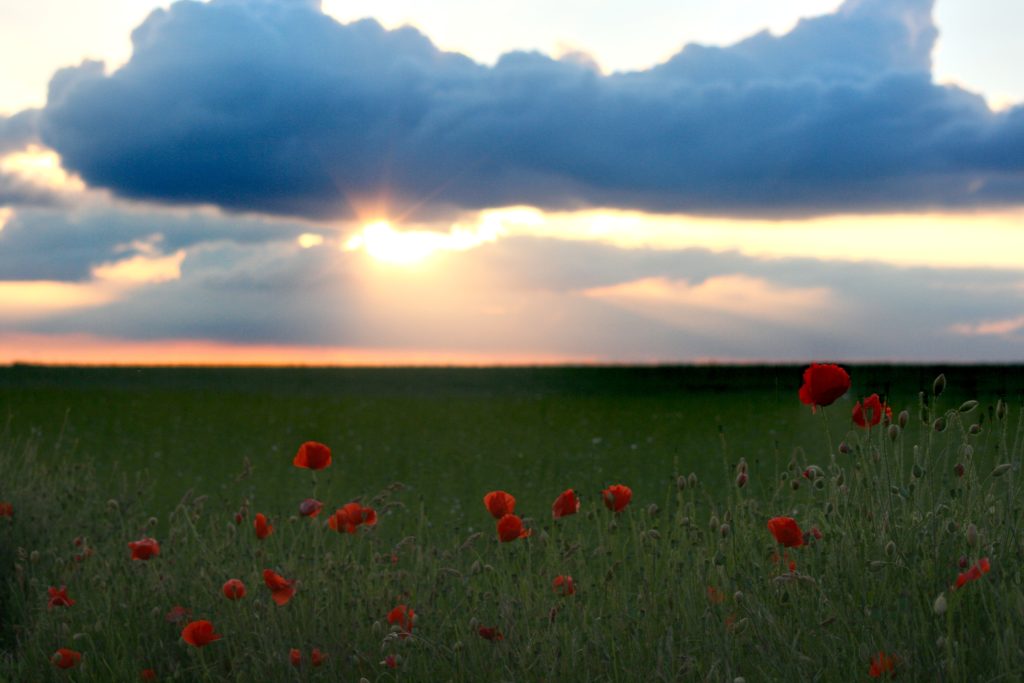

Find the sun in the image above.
[{"left": 343, "top": 219, "right": 503, "bottom": 266}]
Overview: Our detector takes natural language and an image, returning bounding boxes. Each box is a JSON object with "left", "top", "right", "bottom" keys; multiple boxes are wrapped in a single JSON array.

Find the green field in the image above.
[{"left": 1, "top": 364, "right": 1023, "bottom": 681}]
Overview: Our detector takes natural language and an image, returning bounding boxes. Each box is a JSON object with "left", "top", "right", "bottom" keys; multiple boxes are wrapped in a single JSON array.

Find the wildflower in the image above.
[
  {"left": 293, "top": 441, "right": 332, "bottom": 470},
  {"left": 767, "top": 517, "right": 804, "bottom": 548},
  {"left": 264, "top": 569, "right": 296, "bottom": 605},
  {"left": 290, "top": 648, "right": 301, "bottom": 668},
  {"left": 853, "top": 394, "right": 892, "bottom": 428},
  {"left": 222, "top": 578, "right": 246, "bottom": 600},
  {"left": 51, "top": 648, "right": 82, "bottom": 669},
  {"left": 140, "top": 669, "right": 157, "bottom": 681},
  {"left": 165, "top": 605, "right": 190, "bottom": 623},
  {"left": 0, "top": 502, "right": 12, "bottom": 517},
  {"left": 299, "top": 498, "right": 323, "bottom": 518},
  {"left": 311, "top": 648, "right": 326, "bottom": 667},
  {"left": 383, "top": 654, "right": 398, "bottom": 669},
  {"left": 181, "top": 620, "right": 221, "bottom": 647},
  {"left": 798, "top": 363, "right": 850, "bottom": 410},
  {"left": 478, "top": 626, "right": 504, "bottom": 641},
  {"left": 483, "top": 491, "right": 516, "bottom": 519},
  {"left": 47, "top": 586, "right": 74, "bottom": 610},
  {"left": 387, "top": 605, "right": 415, "bottom": 634},
  {"left": 552, "top": 574, "right": 575, "bottom": 596},
  {"left": 707, "top": 586, "right": 725, "bottom": 604},
  {"left": 953, "top": 557, "right": 991, "bottom": 590},
  {"left": 254, "top": 513, "right": 273, "bottom": 540},
  {"left": 868, "top": 651, "right": 896, "bottom": 678},
  {"left": 496, "top": 513, "right": 531, "bottom": 542},
  {"left": 601, "top": 484, "right": 632, "bottom": 512},
  {"left": 328, "top": 502, "right": 377, "bottom": 533},
  {"left": 551, "top": 489, "right": 580, "bottom": 519},
  {"left": 128, "top": 538, "right": 160, "bottom": 561}
]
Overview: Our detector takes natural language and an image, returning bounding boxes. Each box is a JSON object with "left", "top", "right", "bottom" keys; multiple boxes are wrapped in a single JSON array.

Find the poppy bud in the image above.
[
  {"left": 933, "top": 373, "right": 946, "bottom": 397},
  {"left": 736, "top": 458, "right": 748, "bottom": 474},
  {"left": 107, "top": 499, "right": 120, "bottom": 512},
  {"left": 959, "top": 400, "right": 978, "bottom": 414},
  {"left": 888, "top": 425, "right": 900, "bottom": 441},
  {"left": 992, "top": 463, "right": 1012, "bottom": 477},
  {"left": 719, "top": 523, "right": 730, "bottom": 538},
  {"left": 838, "top": 441, "right": 851, "bottom": 455},
  {"left": 708, "top": 515, "right": 719, "bottom": 532},
  {"left": 996, "top": 399, "right": 1007, "bottom": 420},
  {"left": 736, "top": 472, "right": 748, "bottom": 488},
  {"left": 884, "top": 541, "right": 896, "bottom": 556},
  {"left": 969, "top": 424, "right": 981, "bottom": 435},
  {"left": 647, "top": 503, "right": 659, "bottom": 517},
  {"left": 933, "top": 417, "right": 946, "bottom": 432},
  {"left": 960, "top": 444, "right": 974, "bottom": 459},
  {"left": 958, "top": 555, "right": 969, "bottom": 569},
  {"left": 912, "top": 464, "right": 923, "bottom": 479},
  {"left": 898, "top": 410, "right": 909, "bottom": 428},
  {"left": 147, "top": 517, "right": 158, "bottom": 528},
  {"left": 30, "top": 551, "right": 40, "bottom": 563},
  {"left": 733, "top": 591, "right": 743, "bottom": 602},
  {"left": 790, "top": 480, "right": 800, "bottom": 491},
  {"left": 946, "top": 520, "right": 958, "bottom": 534},
  {"left": 966, "top": 523, "right": 979, "bottom": 547},
  {"left": 954, "top": 463, "right": 965, "bottom": 477},
  {"left": 687, "top": 473, "right": 698, "bottom": 488},
  {"left": 933, "top": 593, "right": 947, "bottom": 616},
  {"left": 813, "top": 478, "right": 825, "bottom": 490},
  {"left": 676, "top": 475, "right": 687, "bottom": 491}
]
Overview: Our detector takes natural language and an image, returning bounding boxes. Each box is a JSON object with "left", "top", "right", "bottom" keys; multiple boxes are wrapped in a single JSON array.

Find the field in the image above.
[{"left": 1, "top": 364, "right": 1023, "bottom": 681}]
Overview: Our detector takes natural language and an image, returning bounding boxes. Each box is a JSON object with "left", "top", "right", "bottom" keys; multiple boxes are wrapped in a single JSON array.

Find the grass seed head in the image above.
[{"left": 933, "top": 373, "right": 947, "bottom": 397}]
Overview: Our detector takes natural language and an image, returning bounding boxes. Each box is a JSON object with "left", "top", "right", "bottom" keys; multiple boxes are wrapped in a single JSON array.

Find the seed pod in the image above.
[
  {"left": 959, "top": 400, "right": 978, "bottom": 414},
  {"left": 933, "top": 593, "right": 947, "bottom": 616},
  {"left": 888, "top": 424, "right": 900, "bottom": 441},
  {"left": 898, "top": 410, "right": 909, "bottom": 428},
  {"left": 933, "top": 417, "right": 946, "bottom": 433},
  {"left": 933, "top": 373, "right": 946, "bottom": 397},
  {"left": 992, "top": 463, "right": 1012, "bottom": 477}
]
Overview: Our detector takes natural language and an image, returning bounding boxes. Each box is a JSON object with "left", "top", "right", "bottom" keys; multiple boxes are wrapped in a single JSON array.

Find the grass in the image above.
[{"left": 1, "top": 364, "right": 1023, "bottom": 681}]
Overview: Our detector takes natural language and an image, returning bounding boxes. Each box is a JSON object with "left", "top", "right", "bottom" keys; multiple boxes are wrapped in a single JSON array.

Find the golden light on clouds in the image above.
[
  {"left": 297, "top": 233, "right": 325, "bottom": 249},
  {"left": 0, "top": 144, "right": 85, "bottom": 191},
  {"left": 0, "top": 281, "right": 118, "bottom": 321},
  {"left": 91, "top": 250, "right": 186, "bottom": 284},
  {"left": 344, "top": 219, "right": 502, "bottom": 266}
]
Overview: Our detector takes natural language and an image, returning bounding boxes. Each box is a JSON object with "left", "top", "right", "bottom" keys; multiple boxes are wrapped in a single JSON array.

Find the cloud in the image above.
[
  {"left": 0, "top": 109, "right": 40, "bottom": 155},
  {"left": 30, "top": 0, "right": 1023, "bottom": 220}
]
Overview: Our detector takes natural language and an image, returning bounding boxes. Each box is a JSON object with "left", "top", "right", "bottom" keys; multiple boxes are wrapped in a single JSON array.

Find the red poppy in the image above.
[
  {"left": 387, "top": 604, "right": 415, "bottom": 634},
  {"left": 767, "top": 517, "right": 804, "bottom": 548},
  {"left": 263, "top": 569, "right": 296, "bottom": 605},
  {"left": 327, "top": 502, "right": 378, "bottom": 534},
  {"left": 289, "top": 648, "right": 301, "bottom": 668},
  {"left": 868, "top": 651, "right": 896, "bottom": 678},
  {"left": 47, "top": 585, "right": 74, "bottom": 610},
  {"left": 953, "top": 557, "right": 991, "bottom": 590},
  {"left": 299, "top": 498, "right": 323, "bottom": 518},
  {"left": 853, "top": 394, "right": 892, "bottom": 428},
  {"left": 483, "top": 491, "right": 516, "bottom": 519},
  {"left": 181, "top": 620, "right": 221, "bottom": 647},
  {"left": 222, "top": 578, "right": 246, "bottom": 600},
  {"left": 140, "top": 669, "right": 157, "bottom": 681},
  {"left": 0, "top": 502, "right": 12, "bottom": 517},
  {"left": 552, "top": 575, "right": 575, "bottom": 596},
  {"left": 496, "top": 513, "right": 531, "bottom": 542},
  {"left": 254, "top": 513, "right": 273, "bottom": 540},
  {"left": 478, "top": 626, "right": 504, "bottom": 641},
  {"left": 51, "top": 648, "right": 82, "bottom": 669},
  {"left": 165, "top": 605, "right": 190, "bottom": 624},
  {"left": 311, "top": 648, "right": 326, "bottom": 667},
  {"left": 293, "top": 441, "right": 331, "bottom": 470},
  {"left": 551, "top": 489, "right": 580, "bottom": 519},
  {"left": 798, "top": 363, "right": 850, "bottom": 410},
  {"left": 128, "top": 537, "right": 160, "bottom": 560},
  {"left": 601, "top": 484, "right": 632, "bottom": 512},
  {"left": 706, "top": 586, "right": 725, "bottom": 604},
  {"left": 383, "top": 654, "right": 398, "bottom": 669}
]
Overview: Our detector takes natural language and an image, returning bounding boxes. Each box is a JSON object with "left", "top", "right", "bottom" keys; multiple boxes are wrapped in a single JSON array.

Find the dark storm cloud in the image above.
[
  {"left": 34, "top": 0, "right": 1024, "bottom": 220},
  {"left": 0, "top": 205, "right": 317, "bottom": 280},
  {"left": 0, "top": 109, "right": 40, "bottom": 155}
]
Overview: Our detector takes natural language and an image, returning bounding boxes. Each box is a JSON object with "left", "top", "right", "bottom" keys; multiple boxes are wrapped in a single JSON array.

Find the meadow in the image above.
[{"left": 1, "top": 364, "right": 1022, "bottom": 681}]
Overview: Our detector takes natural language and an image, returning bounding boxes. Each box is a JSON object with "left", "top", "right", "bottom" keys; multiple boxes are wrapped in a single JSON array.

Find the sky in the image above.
[{"left": 0, "top": 0, "right": 1022, "bottom": 365}]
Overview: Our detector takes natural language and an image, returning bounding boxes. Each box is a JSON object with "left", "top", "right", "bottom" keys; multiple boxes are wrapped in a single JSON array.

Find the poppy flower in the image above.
[
  {"left": 601, "top": 484, "right": 632, "bottom": 512},
  {"left": 254, "top": 513, "right": 273, "bottom": 540},
  {"left": 290, "top": 648, "right": 301, "bottom": 668},
  {"left": 551, "top": 489, "right": 580, "bottom": 519},
  {"left": 383, "top": 654, "right": 398, "bottom": 669},
  {"left": 51, "top": 648, "right": 81, "bottom": 669},
  {"left": 868, "top": 651, "right": 896, "bottom": 678},
  {"left": 299, "top": 498, "right": 323, "bottom": 518},
  {"left": 0, "top": 502, "right": 12, "bottom": 517},
  {"left": 552, "top": 575, "right": 575, "bottom": 596},
  {"left": 387, "top": 604, "right": 415, "bottom": 634},
  {"left": 293, "top": 441, "right": 331, "bottom": 470},
  {"left": 798, "top": 363, "right": 850, "bottom": 410},
  {"left": 128, "top": 537, "right": 160, "bottom": 560},
  {"left": 953, "top": 557, "right": 991, "bottom": 590},
  {"left": 483, "top": 491, "right": 516, "bottom": 519},
  {"left": 496, "top": 513, "right": 531, "bottom": 542},
  {"left": 311, "top": 648, "right": 326, "bottom": 667},
  {"left": 767, "top": 517, "right": 804, "bottom": 548},
  {"left": 181, "top": 620, "right": 221, "bottom": 647},
  {"left": 222, "top": 578, "right": 246, "bottom": 600},
  {"left": 47, "top": 585, "right": 74, "bottom": 610},
  {"left": 327, "top": 502, "right": 378, "bottom": 534},
  {"left": 478, "top": 626, "right": 504, "bottom": 641},
  {"left": 165, "top": 605, "right": 190, "bottom": 623},
  {"left": 263, "top": 569, "right": 296, "bottom": 605},
  {"left": 706, "top": 586, "right": 725, "bottom": 604},
  {"left": 140, "top": 669, "right": 157, "bottom": 681},
  {"left": 853, "top": 394, "right": 892, "bottom": 428}
]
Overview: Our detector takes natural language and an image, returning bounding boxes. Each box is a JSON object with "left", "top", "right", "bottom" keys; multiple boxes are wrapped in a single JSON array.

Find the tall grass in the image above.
[{"left": 1, "top": 372, "right": 1022, "bottom": 681}]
